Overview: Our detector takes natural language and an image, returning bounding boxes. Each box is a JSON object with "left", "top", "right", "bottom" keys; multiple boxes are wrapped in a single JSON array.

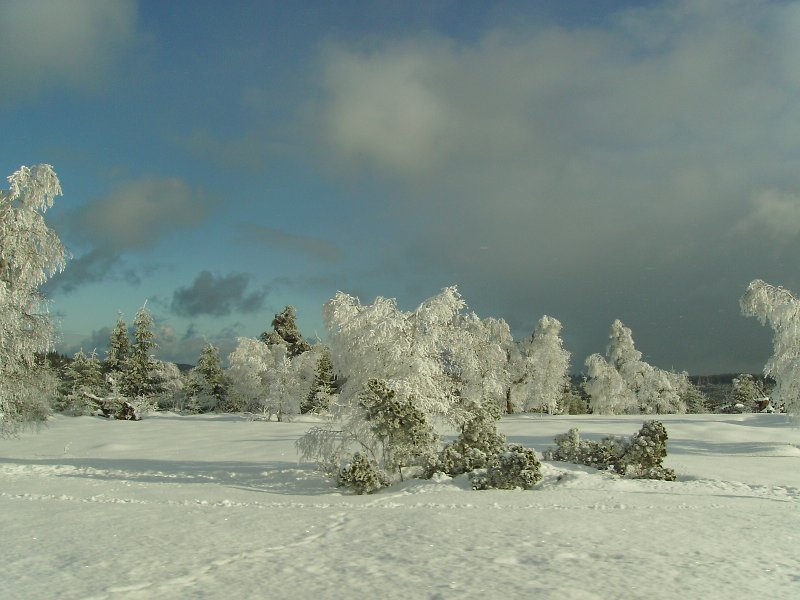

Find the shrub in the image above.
[
  {"left": 425, "top": 400, "right": 506, "bottom": 477},
  {"left": 543, "top": 420, "right": 676, "bottom": 481},
  {"left": 471, "top": 444, "right": 542, "bottom": 490},
  {"left": 337, "top": 452, "right": 390, "bottom": 495}
]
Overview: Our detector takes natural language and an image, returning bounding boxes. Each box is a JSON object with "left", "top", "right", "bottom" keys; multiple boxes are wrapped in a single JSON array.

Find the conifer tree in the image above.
[
  {"left": 301, "top": 346, "right": 336, "bottom": 413},
  {"left": 121, "top": 304, "right": 159, "bottom": 399},
  {"left": 260, "top": 305, "right": 312, "bottom": 357},
  {"left": 60, "top": 349, "right": 104, "bottom": 414},
  {"left": 187, "top": 343, "right": 228, "bottom": 410},
  {"left": 1, "top": 165, "right": 67, "bottom": 436},
  {"left": 106, "top": 314, "right": 130, "bottom": 373}
]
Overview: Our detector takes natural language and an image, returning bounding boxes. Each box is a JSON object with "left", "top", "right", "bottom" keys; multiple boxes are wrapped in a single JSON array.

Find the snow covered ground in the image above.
[{"left": 2, "top": 413, "right": 798, "bottom": 599}]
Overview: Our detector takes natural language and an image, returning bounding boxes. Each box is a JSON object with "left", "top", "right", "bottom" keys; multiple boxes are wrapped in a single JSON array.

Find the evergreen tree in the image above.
[
  {"left": 730, "top": 374, "right": 762, "bottom": 412},
  {"left": 1, "top": 164, "right": 67, "bottom": 436},
  {"left": 301, "top": 346, "right": 336, "bottom": 413},
  {"left": 106, "top": 314, "right": 130, "bottom": 373},
  {"left": 121, "top": 304, "right": 159, "bottom": 399},
  {"left": 192, "top": 343, "right": 228, "bottom": 409},
  {"left": 260, "top": 305, "right": 312, "bottom": 357},
  {"left": 59, "top": 349, "right": 104, "bottom": 414}
]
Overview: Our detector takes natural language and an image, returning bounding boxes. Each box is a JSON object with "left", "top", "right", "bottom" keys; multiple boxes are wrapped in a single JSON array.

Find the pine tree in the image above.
[
  {"left": 106, "top": 314, "right": 130, "bottom": 373},
  {"left": 730, "top": 374, "right": 762, "bottom": 412},
  {"left": 260, "top": 305, "right": 312, "bottom": 357},
  {"left": 189, "top": 343, "right": 228, "bottom": 411},
  {"left": 1, "top": 165, "right": 67, "bottom": 436},
  {"left": 59, "top": 349, "right": 104, "bottom": 414},
  {"left": 301, "top": 346, "right": 336, "bottom": 413},
  {"left": 121, "top": 304, "right": 159, "bottom": 399}
]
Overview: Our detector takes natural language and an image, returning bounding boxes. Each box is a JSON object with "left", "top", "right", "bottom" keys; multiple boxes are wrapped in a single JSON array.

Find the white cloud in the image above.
[
  {"left": 0, "top": 0, "right": 138, "bottom": 103},
  {"left": 738, "top": 189, "right": 800, "bottom": 241}
]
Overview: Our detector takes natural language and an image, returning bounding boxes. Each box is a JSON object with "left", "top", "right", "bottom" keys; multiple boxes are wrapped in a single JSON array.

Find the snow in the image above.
[{"left": 1, "top": 413, "right": 798, "bottom": 599}]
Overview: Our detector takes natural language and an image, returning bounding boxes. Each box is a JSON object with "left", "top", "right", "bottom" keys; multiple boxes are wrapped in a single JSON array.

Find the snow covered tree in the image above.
[
  {"left": 121, "top": 304, "right": 160, "bottom": 401},
  {"left": 730, "top": 374, "right": 762, "bottom": 413},
  {"left": 185, "top": 343, "right": 228, "bottom": 412},
  {"left": 358, "top": 378, "right": 438, "bottom": 479},
  {"left": 740, "top": 279, "right": 800, "bottom": 420},
  {"left": 1, "top": 165, "right": 67, "bottom": 436},
  {"left": 510, "top": 315, "right": 570, "bottom": 414},
  {"left": 106, "top": 314, "right": 130, "bottom": 373},
  {"left": 301, "top": 345, "right": 336, "bottom": 414},
  {"left": 298, "top": 286, "right": 513, "bottom": 482},
  {"left": 585, "top": 320, "right": 685, "bottom": 415},
  {"left": 59, "top": 349, "right": 105, "bottom": 415},
  {"left": 260, "top": 305, "right": 312, "bottom": 357},
  {"left": 584, "top": 353, "right": 637, "bottom": 414},
  {"left": 227, "top": 337, "right": 316, "bottom": 419}
]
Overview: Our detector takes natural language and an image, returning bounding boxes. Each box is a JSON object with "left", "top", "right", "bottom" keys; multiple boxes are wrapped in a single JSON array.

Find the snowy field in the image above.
[{"left": 1, "top": 413, "right": 798, "bottom": 600}]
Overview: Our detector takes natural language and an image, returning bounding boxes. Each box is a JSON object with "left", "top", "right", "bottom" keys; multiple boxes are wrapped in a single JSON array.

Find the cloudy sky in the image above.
[{"left": 3, "top": 0, "right": 799, "bottom": 373}]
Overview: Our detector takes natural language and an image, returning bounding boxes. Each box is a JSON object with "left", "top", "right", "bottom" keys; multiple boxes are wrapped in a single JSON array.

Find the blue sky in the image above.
[{"left": 3, "top": 0, "right": 800, "bottom": 373}]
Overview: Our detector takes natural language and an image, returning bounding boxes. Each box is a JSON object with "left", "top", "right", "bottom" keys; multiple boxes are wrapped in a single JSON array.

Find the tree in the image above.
[
  {"left": 510, "top": 315, "right": 571, "bottom": 414},
  {"left": 121, "top": 304, "right": 160, "bottom": 400},
  {"left": 298, "top": 286, "right": 512, "bottom": 479},
  {"left": 59, "top": 349, "right": 104, "bottom": 415},
  {"left": 584, "top": 353, "right": 637, "bottom": 414},
  {"left": 185, "top": 343, "right": 228, "bottom": 411},
  {"left": 302, "top": 345, "right": 336, "bottom": 414},
  {"left": 740, "top": 279, "right": 800, "bottom": 420},
  {"left": 730, "top": 374, "right": 762, "bottom": 412},
  {"left": 260, "top": 305, "right": 312, "bottom": 357},
  {"left": 106, "top": 314, "right": 130, "bottom": 373},
  {"left": 227, "top": 337, "right": 317, "bottom": 419},
  {"left": 584, "top": 320, "right": 685, "bottom": 415},
  {"left": 0, "top": 165, "right": 67, "bottom": 436}
]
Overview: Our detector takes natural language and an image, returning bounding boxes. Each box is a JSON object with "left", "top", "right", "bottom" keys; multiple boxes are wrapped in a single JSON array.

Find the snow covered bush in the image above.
[
  {"left": 543, "top": 421, "right": 676, "bottom": 481},
  {"left": 425, "top": 399, "right": 506, "bottom": 477},
  {"left": 359, "top": 379, "right": 438, "bottom": 479},
  {"left": 471, "top": 444, "right": 542, "bottom": 490},
  {"left": 740, "top": 279, "right": 800, "bottom": 420},
  {"left": 1, "top": 165, "right": 67, "bottom": 436},
  {"left": 336, "top": 452, "right": 390, "bottom": 495}
]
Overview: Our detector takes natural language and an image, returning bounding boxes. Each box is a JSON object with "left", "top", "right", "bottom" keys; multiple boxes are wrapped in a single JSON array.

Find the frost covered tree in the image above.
[
  {"left": 260, "top": 305, "right": 312, "bottom": 357},
  {"left": 510, "top": 316, "right": 570, "bottom": 414},
  {"left": 227, "top": 337, "right": 317, "bottom": 419},
  {"left": 584, "top": 353, "right": 637, "bottom": 414},
  {"left": 585, "top": 320, "right": 685, "bottom": 415},
  {"left": 740, "top": 279, "right": 800, "bottom": 420},
  {"left": 106, "top": 314, "right": 130, "bottom": 373},
  {"left": 0, "top": 165, "right": 67, "bottom": 436},
  {"left": 298, "top": 286, "right": 512, "bottom": 480}
]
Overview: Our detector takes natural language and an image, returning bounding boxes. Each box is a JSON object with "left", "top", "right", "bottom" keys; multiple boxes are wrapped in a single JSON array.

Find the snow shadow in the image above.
[{"left": 0, "top": 457, "right": 334, "bottom": 496}]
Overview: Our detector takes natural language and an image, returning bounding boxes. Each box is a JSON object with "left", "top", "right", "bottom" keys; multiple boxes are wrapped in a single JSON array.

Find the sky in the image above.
[{"left": 3, "top": 0, "right": 800, "bottom": 374}]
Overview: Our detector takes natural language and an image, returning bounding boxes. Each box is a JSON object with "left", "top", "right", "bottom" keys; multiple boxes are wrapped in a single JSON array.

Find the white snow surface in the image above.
[{"left": 2, "top": 413, "right": 798, "bottom": 599}]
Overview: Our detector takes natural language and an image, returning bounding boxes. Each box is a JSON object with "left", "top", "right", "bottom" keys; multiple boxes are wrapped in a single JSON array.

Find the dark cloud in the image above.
[
  {"left": 242, "top": 224, "right": 343, "bottom": 263},
  {"left": 170, "top": 271, "right": 269, "bottom": 318},
  {"left": 48, "top": 177, "right": 219, "bottom": 293},
  {"left": 310, "top": 0, "right": 800, "bottom": 373}
]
